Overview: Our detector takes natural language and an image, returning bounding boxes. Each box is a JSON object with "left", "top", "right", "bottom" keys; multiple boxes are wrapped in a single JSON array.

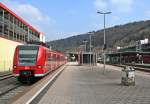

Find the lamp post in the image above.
[
  {"left": 80, "top": 45, "right": 85, "bottom": 65},
  {"left": 97, "top": 11, "right": 111, "bottom": 74},
  {"left": 90, "top": 35, "right": 92, "bottom": 66},
  {"left": 82, "top": 40, "right": 87, "bottom": 65},
  {"left": 83, "top": 40, "right": 88, "bottom": 52},
  {"left": 88, "top": 32, "right": 94, "bottom": 66}
]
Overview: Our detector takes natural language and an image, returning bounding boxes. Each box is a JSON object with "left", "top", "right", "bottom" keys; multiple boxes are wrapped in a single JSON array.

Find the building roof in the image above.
[{"left": 0, "top": 3, "right": 40, "bottom": 34}]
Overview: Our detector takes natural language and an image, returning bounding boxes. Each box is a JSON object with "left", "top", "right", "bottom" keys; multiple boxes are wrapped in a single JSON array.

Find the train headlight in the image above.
[
  {"left": 37, "top": 65, "right": 43, "bottom": 68},
  {"left": 13, "top": 65, "right": 17, "bottom": 68}
]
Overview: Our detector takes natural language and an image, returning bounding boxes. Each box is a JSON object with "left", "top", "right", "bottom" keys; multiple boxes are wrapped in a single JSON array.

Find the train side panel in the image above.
[{"left": 34, "top": 46, "right": 46, "bottom": 77}]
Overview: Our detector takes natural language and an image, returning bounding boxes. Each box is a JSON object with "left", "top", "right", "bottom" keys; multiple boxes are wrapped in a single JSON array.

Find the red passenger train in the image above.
[{"left": 13, "top": 44, "right": 66, "bottom": 83}]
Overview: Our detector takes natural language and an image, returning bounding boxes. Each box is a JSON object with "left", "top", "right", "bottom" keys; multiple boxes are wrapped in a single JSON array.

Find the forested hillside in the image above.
[{"left": 47, "top": 20, "right": 150, "bottom": 52}]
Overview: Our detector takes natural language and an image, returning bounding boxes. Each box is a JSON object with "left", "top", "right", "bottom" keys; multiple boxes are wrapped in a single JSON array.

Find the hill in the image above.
[{"left": 47, "top": 20, "right": 150, "bottom": 52}]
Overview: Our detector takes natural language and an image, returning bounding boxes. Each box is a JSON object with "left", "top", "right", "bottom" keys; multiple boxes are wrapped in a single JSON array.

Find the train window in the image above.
[
  {"left": 18, "top": 46, "right": 39, "bottom": 66},
  {"left": 48, "top": 57, "right": 53, "bottom": 62}
]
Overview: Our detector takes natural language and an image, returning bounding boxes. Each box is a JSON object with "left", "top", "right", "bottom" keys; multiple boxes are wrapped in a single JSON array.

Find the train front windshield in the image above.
[{"left": 18, "top": 46, "right": 39, "bottom": 66}]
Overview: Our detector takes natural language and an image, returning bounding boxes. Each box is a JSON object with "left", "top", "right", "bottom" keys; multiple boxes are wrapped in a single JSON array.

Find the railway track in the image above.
[
  {"left": 0, "top": 85, "right": 27, "bottom": 104},
  {"left": 0, "top": 73, "right": 13, "bottom": 81},
  {"left": 0, "top": 76, "right": 29, "bottom": 104},
  {"left": 0, "top": 84, "right": 21, "bottom": 97},
  {"left": 109, "top": 64, "right": 150, "bottom": 72},
  {"left": 0, "top": 66, "right": 65, "bottom": 104}
]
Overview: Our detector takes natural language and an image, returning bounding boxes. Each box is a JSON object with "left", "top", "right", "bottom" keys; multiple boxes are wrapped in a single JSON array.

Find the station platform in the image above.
[
  {"left": 37, "top": 62, "right": 150, "bottom": 104},
  {"left": 0, "top": 71, "right": 11, "bottom": 76}
]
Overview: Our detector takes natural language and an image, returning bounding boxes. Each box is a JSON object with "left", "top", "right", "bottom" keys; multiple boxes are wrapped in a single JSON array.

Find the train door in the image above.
[
  {"left": 48, "top": 52, "right": 51, "bottom": 71},
  {"left": 57, "top": 54, "right": 60, "bottom": 67},
  {"left": 53, "top": 53, "right": 57, "bottom": 70},
  {"left": 49, "top": 52, "right": 52, "bottom": 70},
  {"left": 56, "top": 54, "right": 58, "bottom": 68},
  {"left": 45, "top": 50, "right": 50, "bottom": 73},
  {"left": 60, "top": 55, "right": 62, "bottom": 65},
  {"left": 45, "top": 51, "right": 48, "bottom": 72},
  {"left": 51, "top": 53, "right": 55, "bottom": 70}
]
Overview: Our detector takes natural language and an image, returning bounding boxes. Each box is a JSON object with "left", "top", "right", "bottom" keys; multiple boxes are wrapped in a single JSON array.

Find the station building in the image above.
[
  {"left": 0, "top": 3, "right": 45, "bottom": 71},
  {"left": 107, "top": 42, "right": 150, "bottom": 64}
]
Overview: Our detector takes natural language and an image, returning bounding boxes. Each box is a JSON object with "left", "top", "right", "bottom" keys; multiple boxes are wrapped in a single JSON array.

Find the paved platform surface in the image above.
[
  {"left": 38, "top": 62, "right": 150, "bottom": 104},
  {"left": 0, "top": 71, "right": 11, "bottom": 76}
]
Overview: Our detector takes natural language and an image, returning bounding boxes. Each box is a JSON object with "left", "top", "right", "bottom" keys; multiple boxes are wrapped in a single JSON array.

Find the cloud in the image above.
[
  {"left": 110, "top": 0, "right": 133, "bottom": 12},
  {"left": 16, "top": 4, "right": 49, "bottom": 22},
  {"left": 94, "top": 0, "right": 134, "bottom": 13},
  {"left": 144, "top": 10, "right": 150, "bottom": 20},
  {"left": 94, "top": 0, "right": 108, "bottom": 11},
  {"left": 1, "top": 0, "right": 54, "bottom": 37}
]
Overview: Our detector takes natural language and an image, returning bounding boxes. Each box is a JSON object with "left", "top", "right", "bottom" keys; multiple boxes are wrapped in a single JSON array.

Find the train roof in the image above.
[{"left": 17, "top": 44, "right": 65, "bottom": 55}]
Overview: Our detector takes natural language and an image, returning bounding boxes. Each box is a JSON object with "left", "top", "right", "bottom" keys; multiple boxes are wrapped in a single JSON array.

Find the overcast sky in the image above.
[{"left": 1, "top": 0, "right": 150, "bottom": 41}]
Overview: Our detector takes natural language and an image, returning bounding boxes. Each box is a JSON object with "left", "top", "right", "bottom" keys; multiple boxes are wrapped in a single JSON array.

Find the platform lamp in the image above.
[
  {"left": 83, "top": 40, "right": 88, "bottom": 52},
  {"left": 87, "top": 32, "right": 94, "bottom": 67},
  {"left": 80, "top": 44, "right": 85, "bottom": 65},
  {"left": 97, "top": 11, "right": 111, "bottom": 74}
]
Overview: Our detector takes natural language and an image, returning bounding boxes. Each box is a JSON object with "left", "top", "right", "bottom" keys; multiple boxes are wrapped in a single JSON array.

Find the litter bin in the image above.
[{"left": 121, "top": 66, "right": 135, "bottom": 86}]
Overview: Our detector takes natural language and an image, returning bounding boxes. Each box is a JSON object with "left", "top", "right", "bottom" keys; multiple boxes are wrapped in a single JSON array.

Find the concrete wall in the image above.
[{"left": 0, "top": 37, "right": 22, "bottom": 72}]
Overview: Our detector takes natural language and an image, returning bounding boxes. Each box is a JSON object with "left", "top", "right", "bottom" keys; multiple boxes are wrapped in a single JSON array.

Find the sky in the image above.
[{"left": 1, "top": 0, "right": 150, "bottom": 41}]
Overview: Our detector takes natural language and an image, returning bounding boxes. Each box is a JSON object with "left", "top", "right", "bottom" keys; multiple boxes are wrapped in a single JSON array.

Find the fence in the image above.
[{"left": 0, "top": 60, "right": 12, "bottom": 72}]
